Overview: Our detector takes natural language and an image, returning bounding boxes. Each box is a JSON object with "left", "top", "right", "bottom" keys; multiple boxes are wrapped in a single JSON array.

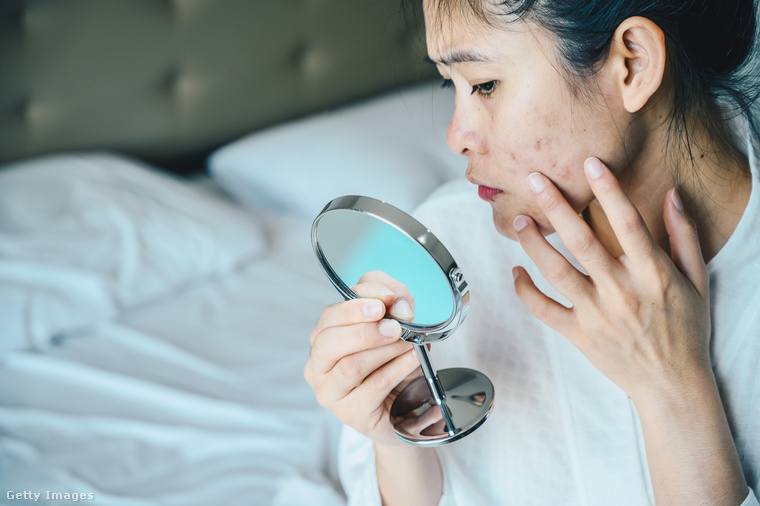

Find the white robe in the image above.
[{"left": 339, "top": 130, "right": 760, "bottom": 506}]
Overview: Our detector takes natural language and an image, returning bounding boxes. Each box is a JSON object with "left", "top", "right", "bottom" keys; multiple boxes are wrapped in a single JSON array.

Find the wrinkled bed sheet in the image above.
[{"left": 0, "top": 211, "right": 347, "bottom": 506}]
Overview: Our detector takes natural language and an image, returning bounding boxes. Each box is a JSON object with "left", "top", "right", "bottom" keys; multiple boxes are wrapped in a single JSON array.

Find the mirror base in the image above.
[{"left": 390, "top": 368, "right": 494, "bottom": 447}]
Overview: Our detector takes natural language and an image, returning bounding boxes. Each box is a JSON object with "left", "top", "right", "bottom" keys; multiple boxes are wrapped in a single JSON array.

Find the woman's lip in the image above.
[{"left": 478, "top": 185, "right": 503, "bottom": 201}]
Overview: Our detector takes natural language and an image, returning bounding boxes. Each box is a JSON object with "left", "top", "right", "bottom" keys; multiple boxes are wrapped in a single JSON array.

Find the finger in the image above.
[
  {"left": 512, "top": 266, "right": 578, "bottom": 336},
  {"left": 321, "top": 340, "right": 414, "bottom": 403},
  {"left": 351, "top": 281, "right": 398, "bottom": 307},
  {"left": 394, "top": 363, "right": 425, "bottom": 392},
  {"left": 582, "top": 157, "right": 659, "bottom": 263},
  {"left": 356, "top": 271, "right": 415, "bottom": 321},
  {"left": 344, "top": 347, "right": 421, "bottom": 415},
  {"left": 313, "top": 298, "right": 386, "bottom": 342},
  {"left": 525, "top": 172, "right": 616, "bottom": 276},
  {"left": 514, "top": 214, "right": 593, "bottom": 306},
  {"left": 310, "top": 318, "right": 403, "bottom": 374},
  {"left": 664, "top": 188, "right": 708, "bottom": 296}
]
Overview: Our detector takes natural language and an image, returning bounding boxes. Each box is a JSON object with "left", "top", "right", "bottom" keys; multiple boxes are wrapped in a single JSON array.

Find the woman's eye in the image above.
[
  {"left": 440, "top": 78, "right": 454, "bottom": 89},
  {"left": 471, "top": 81, "right": 497, "bottom": 97}
]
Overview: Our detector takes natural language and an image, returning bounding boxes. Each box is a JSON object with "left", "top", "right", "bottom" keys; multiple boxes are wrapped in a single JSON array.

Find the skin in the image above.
[{"left": 306, "top": 3, "right": 753, "bottom": 506}]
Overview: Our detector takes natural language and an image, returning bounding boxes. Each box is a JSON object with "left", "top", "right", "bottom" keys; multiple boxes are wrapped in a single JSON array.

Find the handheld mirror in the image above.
[{"left": 312, "top": 196, "right": 495, "bottom": 446}]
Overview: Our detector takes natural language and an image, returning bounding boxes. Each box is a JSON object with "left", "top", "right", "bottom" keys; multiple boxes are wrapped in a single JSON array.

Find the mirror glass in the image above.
[{"left": 316, "top": 209, "right": 454, "bottom": 326}]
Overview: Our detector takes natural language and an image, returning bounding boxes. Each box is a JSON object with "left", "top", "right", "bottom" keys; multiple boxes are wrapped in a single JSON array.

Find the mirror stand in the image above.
[
  {"left": 391, "top": 334, "right": 494, "bottom": 446},
  {"left": 413, "top": 343, "right": 456, "bottom": 437}
]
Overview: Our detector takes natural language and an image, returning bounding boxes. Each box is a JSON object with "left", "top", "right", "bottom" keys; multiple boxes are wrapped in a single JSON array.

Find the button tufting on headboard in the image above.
[{"left": 0, "top": 0, "right": 436, "bottom": 173}]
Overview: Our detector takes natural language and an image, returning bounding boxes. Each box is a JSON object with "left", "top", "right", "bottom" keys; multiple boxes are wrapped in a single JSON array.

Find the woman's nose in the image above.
[{"left": 446, "top": 106, "right": 487, "bottom": 156}]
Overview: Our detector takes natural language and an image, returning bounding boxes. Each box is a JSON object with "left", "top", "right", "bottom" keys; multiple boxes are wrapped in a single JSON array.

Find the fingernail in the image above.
[
  {"left": 513, "top": 215, "right": 529, "bottom": 232},
  {"left": 527, "top": 172, "right": 547, "bottom": 193},
  {"left": 376, "top": 286, "right": 396, "bottom": 296},
  {"left": 378, "top": 319, "right": 400, "bottom": 338},
  {"left": 671, "top": 188, "right": 684, "bottom": 212},
  {"left": 584, "top": 157, "right": 604, "bottom": 180},
  {"left": 391, "top": 300, "right": 413, "bottom": 319},
  {"left": 363, "top": 300, "right": 383, "bottom": 318},
  {"left": 512, "top": 267, "right": 520, "bottom": 281}
]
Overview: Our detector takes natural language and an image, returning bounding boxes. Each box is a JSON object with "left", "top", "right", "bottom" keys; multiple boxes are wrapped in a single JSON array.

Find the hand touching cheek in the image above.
[{"left": 512, "top": 157, "right": 710, "bottom": 405}]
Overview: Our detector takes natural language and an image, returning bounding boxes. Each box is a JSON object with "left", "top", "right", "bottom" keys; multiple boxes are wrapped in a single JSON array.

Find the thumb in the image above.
[{"left": 664, "top": 188, "right": 708, "bottom": 296}]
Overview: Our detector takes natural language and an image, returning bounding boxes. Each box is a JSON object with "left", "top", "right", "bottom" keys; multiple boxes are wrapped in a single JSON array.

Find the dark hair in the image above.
[{"left": 418, "top": 0, "right": 760, "bottom": 175}]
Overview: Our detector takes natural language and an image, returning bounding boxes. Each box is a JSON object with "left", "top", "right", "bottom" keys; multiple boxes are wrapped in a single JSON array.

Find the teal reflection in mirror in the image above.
[{"left": 317, "top": 209, "right": 454, "bottom": 326}]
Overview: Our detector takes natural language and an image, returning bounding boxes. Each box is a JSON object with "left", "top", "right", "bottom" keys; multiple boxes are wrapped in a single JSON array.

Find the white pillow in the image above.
[
  {"left": 0, "top": 153, "right": 266, "bottom": 353},
  {"left": 208, "top": 82, "right": 466, "bottom": 218}
]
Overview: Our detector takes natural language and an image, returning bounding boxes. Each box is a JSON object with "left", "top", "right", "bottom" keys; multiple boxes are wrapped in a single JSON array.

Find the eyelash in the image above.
[
  {"left": 440, "top": 78, "right": 498, "bottom": 98},
  {"left": 472, "top": 81, "right": 497, "bottom": 98}
]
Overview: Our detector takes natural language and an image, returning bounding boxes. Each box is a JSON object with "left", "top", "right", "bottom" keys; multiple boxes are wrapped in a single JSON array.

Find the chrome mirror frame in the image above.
[{"left": 312, "top": 195, "right": 470, "bottom": 344}]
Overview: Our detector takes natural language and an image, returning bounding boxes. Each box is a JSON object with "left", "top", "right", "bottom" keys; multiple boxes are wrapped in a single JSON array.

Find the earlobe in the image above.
[{"left": 609, "top": 17, "right": 667, "bottom": 113}]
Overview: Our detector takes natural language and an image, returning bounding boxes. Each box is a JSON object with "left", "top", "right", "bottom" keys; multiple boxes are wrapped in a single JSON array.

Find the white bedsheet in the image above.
[{"left": 0, "top": 207, "right": 346, "bottom": 505}]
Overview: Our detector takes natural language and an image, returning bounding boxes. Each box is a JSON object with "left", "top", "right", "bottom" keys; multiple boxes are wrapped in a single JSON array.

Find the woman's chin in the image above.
[{"left": 491, "top": 209, "right": 519, "bottom": 241}]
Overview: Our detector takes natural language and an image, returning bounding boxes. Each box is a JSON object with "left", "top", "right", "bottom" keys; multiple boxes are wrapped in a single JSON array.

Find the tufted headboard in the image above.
[{"left": 0, "top": 0, "right": 434, "bottom": 172}]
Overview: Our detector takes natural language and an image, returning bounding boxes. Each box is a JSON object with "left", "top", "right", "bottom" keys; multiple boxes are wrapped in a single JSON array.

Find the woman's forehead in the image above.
[
  {"left": 422, "top": 0, "right": 527, "bottom": 31},
  {"left": 424, "top": 6, "right": 495, "bottom": 58},
  {"left": 424, "top": 8, "right": 539, "bottom": 65},
  {"left": 422, "top": 0, "right": 495, "bottom": 24}
]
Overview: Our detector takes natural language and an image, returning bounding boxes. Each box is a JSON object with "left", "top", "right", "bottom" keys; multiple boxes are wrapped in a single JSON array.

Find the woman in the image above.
[{"left": 305, "top": 0, "right": 760, "bottom": 504}]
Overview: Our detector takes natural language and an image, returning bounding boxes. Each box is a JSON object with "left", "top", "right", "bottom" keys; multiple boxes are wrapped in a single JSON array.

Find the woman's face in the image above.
[{"left": 425, "top": 5, "right": 638, "bottom": 240}]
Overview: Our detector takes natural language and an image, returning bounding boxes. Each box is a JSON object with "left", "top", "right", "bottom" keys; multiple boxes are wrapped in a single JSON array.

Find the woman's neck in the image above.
[{"left": 587, "top": 119, "right": 752, "bottom": 263}]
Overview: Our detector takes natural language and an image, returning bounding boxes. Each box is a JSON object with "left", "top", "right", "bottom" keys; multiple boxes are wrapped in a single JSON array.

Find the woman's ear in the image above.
[{"left": 607, "top": 16, "right": 667, "bottom": 113}]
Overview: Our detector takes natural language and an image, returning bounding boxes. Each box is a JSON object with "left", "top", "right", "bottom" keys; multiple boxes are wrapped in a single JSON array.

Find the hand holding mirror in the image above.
[{"left": 312, "top": 196, "right": 495, "bottom": 446}]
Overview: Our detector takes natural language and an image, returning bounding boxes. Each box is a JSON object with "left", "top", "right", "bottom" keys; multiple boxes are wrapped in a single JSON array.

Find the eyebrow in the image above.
[{"left": 424, "top": 50, "right": 496, "bottom": 66}]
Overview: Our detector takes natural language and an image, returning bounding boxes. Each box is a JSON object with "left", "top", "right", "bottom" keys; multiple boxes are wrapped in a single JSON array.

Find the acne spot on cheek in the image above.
[
  {"left": 556, "top": 164, "right": 571, "bottom": 180},
  {"left": 534, "top": 136, "right": 554, "bottom": 152},
  {"left": 510, "top": 152, "right": 516, "bottom": 161}
]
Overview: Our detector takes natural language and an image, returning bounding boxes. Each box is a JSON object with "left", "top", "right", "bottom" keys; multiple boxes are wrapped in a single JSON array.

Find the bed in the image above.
[{"left": 0, "top": 2, "right": 464, "bottom": 504}]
